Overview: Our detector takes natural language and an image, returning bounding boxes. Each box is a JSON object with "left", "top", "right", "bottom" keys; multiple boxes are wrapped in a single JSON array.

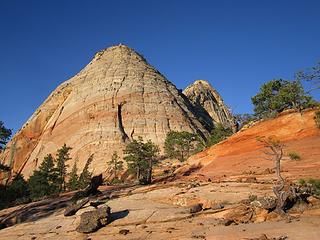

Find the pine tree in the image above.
[
  {"left": 78, "top": 154, "right": 93, "bottom": 189},
  {"left": 56, "top": 144, "right": 72, "bottom": 192},
  {"left": 67, "top": 160, "right": 79, "bottom": 191},
  {"left": 164, "top": 131, "right": 203, "bottom": 161},
  {"left": 28, "top": 154, "right": 59, "bottom": 200},
  {"left": 6, "top": 174, "right": 29, "bottom": 203},
  {"left": 108, "top": 151, "right": 123, "bottom": 181},
  {"left": 0, "top": 121, "right": 12, "bottom": 151},
  {"left": 124, "top": 137, "right": 159, "bottom": 184}
]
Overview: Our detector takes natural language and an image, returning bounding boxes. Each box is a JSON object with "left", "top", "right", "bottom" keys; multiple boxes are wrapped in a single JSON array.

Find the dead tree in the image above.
[{"left": 257, "top": 136, "right": 288, "bottom": 214}]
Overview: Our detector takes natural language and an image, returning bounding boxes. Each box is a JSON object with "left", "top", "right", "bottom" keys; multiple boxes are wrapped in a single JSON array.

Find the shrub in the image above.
[
  {"left": 314, "top": 110, "right": 320, "bottom": 129},
  {"left": 288, "top": 152, "right": 301, "bottom": 160},
  {"left": 308, "top": 179, "right": 320, "bottom": 196},
  {"left": 207, "top": 124, "right": 233, "bottom": 147},
  {"left": 297, "top": 178, "right": 320, "bottom": 196}
]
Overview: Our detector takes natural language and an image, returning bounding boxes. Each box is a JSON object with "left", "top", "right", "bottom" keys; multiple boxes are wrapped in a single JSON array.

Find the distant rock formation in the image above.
[
  {"left": 2, "top": 45, "right": 230, "bottom": 180},
  {"left": 183, "top": 80, "right": 235, "bottom": 130}
]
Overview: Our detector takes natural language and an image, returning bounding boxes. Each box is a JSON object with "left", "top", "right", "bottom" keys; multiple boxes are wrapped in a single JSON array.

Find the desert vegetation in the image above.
[
  {"left": 251, "top": 79, "right": 315, "bottom": 119},
  {"left": 298, "top": 178, "right": 320, "bottom": 196},
  {"left": 107, "top": 151, "right": 124, "bottom": 183},
  {"left": 206, "top": 123, "right": 233, "bottom": 146},
  {"left": 0, "top": 141, "right": 94, "bottom": 209},
  {"left": 124, "top": 137, "right": 159, "bottom": 184},
  {"left": 164, "top": 131, "right": 203, "bottom": 161},
  {"left": 288, "top": 151, "right": 301, "bottom": 161},
  {"left": 0, "top": 121, "right": 11, "bottom": 152}
]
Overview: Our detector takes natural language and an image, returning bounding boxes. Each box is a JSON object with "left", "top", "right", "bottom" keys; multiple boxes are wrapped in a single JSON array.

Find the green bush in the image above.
[
  {"left": 288, "top": 152, "right": 301, "bottom": 160},
  {"left": 207, "top": 124, "right": 233, "bottom": 147},
  {"left": 298, "top": 178, "right": 320, "bottom": 196},
  {"left": 164, "top": 131, "right": 203, "bottom": 162}
]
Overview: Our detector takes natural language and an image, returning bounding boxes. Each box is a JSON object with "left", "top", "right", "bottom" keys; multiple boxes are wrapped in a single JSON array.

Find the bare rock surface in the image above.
[
  {"left": 186, "top": 109, "right": 320, "bottom": 180},
  {"left": 1, "top": 181, "right": 319, "bottom": 239},
  {"left": 183, "top": 80, "right": 235, "bottom": 130}
]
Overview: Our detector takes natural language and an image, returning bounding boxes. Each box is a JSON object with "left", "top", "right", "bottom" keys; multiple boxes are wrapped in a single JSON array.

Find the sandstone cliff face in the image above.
[
  {"left": 186, "top": 109, "right": 320, "bottom": 180},
  {"left": 183, "top": 80, "right": 235, "bottom": 129},
  {"left": 1, "top": 45, "right": 219, "bottom": 179}
]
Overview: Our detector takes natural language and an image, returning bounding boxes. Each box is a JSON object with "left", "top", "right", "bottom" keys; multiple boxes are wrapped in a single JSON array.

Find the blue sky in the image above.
[{"left": 0, "top": 0, "right": 319, "bottom": 133}]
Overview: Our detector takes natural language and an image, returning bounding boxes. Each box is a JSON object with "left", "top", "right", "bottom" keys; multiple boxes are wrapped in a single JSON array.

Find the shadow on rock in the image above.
[
  {"left": 110, "top": 209, "right": 129, "bottom": 223},
  {"left": 0, "top": 196, "right": 70, "bottom": 229}
]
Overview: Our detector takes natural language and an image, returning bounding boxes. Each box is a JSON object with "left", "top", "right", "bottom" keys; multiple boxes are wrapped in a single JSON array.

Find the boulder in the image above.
[
  {"left": 72, "top": 174, "right": 103, "bottom": 202},
  {"left": 189, "top": 203, "right": 203, "bottom": 213},
  {"left": 76, "top": 205, "right": 111, "bottom": 233},
  {"left": 223, "top": 204, "right": 254, "bottom": 224},
  {"left": 64, "top": 197, "right": 89, "bottom": 216}
]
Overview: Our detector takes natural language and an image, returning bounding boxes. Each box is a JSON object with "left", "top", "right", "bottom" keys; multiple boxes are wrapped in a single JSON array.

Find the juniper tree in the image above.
[
  {"left": 55, "top": 144, "right": 72, "bottom": 192},
  {"left": 257, "top": 136, "right": 287, "bottom": 214},
  {"left": 252, "top": 79, "right": 315, "bottom": 119},
  {"left": 296, "top": 61, "right": 320, "bottom": 93},
  {"left": 78, "top": 154, "right": 93, "bottom": 189}
]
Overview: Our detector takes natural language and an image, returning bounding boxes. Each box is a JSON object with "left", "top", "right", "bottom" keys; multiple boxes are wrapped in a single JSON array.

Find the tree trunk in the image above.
[
  {"left": 136, "top": 166, "right": 140, "bottom": 181},
  {"left": 146, "top": 158, "right": 152, "bottom": 184},
  {"left": 273, "top": 154, "right": 286, "bottom": 214}
]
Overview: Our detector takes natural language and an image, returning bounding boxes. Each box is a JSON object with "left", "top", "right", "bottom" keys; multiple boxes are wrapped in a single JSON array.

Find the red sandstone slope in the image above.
[{"left": 187, "top": 109, "right": 320, "bottom": 180}]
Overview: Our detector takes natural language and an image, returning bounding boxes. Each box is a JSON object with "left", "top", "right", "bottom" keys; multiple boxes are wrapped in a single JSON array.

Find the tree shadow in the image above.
[
  {"left": 109, "top": 209, "right": 129, "bottom": 223},
  {"left": 0, "top": 185, "right": 136, "bottom": 230},
  {"left": 0, "top": 195, "right": 71, "bottom": 229}
]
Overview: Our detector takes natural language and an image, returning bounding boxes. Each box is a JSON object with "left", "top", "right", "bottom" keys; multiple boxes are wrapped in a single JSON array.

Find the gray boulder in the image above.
[{"left": 76, "top": 205, "right": 111, "bottom": 233}]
